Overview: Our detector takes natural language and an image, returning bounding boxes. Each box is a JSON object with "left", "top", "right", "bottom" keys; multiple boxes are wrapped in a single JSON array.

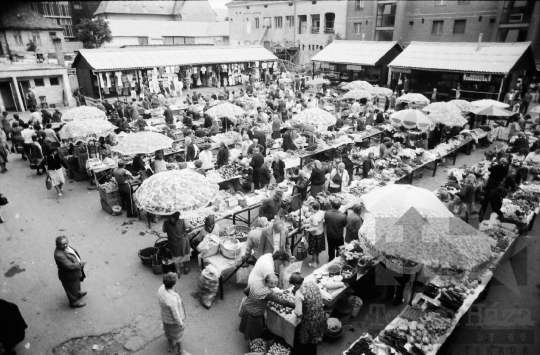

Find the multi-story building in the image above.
[
  {"left": 70, "top": 1, "right": 102, "bottom": 36},
  {"left": 226, "top": 0, "right": 349, "bottom": 64},
  {"left": 29, "top": 2, "right": 75, "bottom": 41}
]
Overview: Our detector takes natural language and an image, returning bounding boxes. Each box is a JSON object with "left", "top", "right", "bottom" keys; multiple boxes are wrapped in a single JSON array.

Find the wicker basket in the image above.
[
  {"left": 227, "top": 225, "right": 251, "bottom": 242},
  {"left": 138, "top": 247, "right": 157, "bottom": 266},
  {"left": 219, "top": 237, "right": 242, "bottom": 259}
]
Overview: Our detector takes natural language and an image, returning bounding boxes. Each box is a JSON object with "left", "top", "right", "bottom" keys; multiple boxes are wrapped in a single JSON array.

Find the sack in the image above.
[
  {"left": 45, "top": 174, "right": 52, "bottom": 190},
  {"left": 0, "top": 194, "right": 8, "bottom": 206},
  {"left": 282, "top": 261, "right": 303, "bottom": 290},
  {"left": 198, "top": 264, "right": 220, "bottom": 309},
  {"left": 197, "top": 235, "right": 220, "bottom": 259},
  {"left": 236, "top": 265, "right": 254, "bottom": 284},
  {"left": 239, "top": 295, "right": 247, "bottom": 317}
]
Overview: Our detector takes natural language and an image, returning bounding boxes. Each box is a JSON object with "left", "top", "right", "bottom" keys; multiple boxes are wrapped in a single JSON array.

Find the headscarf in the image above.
[{"left": 204, "top": 214, "right": 215, "bottom": 234}]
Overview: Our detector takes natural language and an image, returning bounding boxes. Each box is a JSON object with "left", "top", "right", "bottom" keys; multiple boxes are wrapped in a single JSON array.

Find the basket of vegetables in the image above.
[
  {"left": 327, "top": 264, "right": 342, "bottom": 277},
  {"left": 227, "top": 225, "right": 251, "bottom": 242},
  {"left": 341, "top": 265, "right": 357, "bottom": 284},
  {"left": 219, "top": 237, "right": 242, "bottom": 259}
]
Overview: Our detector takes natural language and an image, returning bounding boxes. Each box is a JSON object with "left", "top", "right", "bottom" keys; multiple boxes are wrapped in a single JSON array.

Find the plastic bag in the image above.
[
  {"left": 197, "top": 235, "right": 220, "bottom": 259},
  {"left": 281, "top": 261, "right": 303, "bottom": 290},
  {"left": 236, "top": 265, "right": 254, "bottom": 284},
  {"left": 198, "top": 264, "right": 220, "bottom": 309},
  {"left": 45, "top": 174, "right": 52, "bottom": 190}
]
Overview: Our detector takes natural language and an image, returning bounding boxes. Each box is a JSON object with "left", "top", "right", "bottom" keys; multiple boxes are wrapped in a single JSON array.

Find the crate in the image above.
[
  {"left": 101, "top": 199, "right": 119, "bottom": 215},
  {"left": 73, "top": 170, "right": 89, "bottom": 181},
  {"left": 99, "top": 188, "right": 119, "bottom": 205},
  {"left": 78, "top": 154, "right": 89, "bottom": 171}
]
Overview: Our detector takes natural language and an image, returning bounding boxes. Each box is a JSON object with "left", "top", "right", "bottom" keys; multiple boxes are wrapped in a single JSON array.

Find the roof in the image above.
[
  {"left": 95, "top": 0, "right": 217, "bottom": 22},
  {"left": 311, "top": 40, "right": 401, "bottom": 66},
  {"left": 388, "top": 41, "right": 533, "bottom": 74},
  {"left": 107, "top": 19, "right": 229, "bottom": 38},
  {"left": 73, "top": 46, "right": 278, "bottom": 71},
  {"left": 0, "top": 4, "right": 63, "bottom": 31}
]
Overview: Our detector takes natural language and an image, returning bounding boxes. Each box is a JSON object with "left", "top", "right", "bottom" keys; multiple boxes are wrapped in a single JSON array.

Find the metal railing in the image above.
[{"left": 324, "top": 27, "right": 335, "bottom": 34}]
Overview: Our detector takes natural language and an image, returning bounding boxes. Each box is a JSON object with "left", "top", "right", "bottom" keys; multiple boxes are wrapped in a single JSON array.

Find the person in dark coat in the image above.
[
  {"left": 481, "top": 187, "right": 508, "bottom": 221},
  {"left": 54, "top": 236, "right": 87, "bottom": 308},
  {"left": 249, "top": 148, "right": 265, "bottom": 189},
  {"left": 309, "top": 160, "right": 326, "bottom": 197},
  {"left": 259, "top": 161, "right": 273, "bottom": 189},
  {"left": 259, "top": 190, "right": 283, "bottom": 221},
  {"left": 216, "top": 142, "right": 229, "bottom": 168},
  {"left": 362, "top": 152, "right": 376, "bottom": 178},
  {"left": 221, "top": 117, "right": 235, "bottom": 133},
  {"left": 41, "top": 110, "right": 53, "bottom": 125},
  {"left": 164, "top": 105, "right": 174, "bottom": 125},
  {"left": 484, "top": 158, "right": 509, "bottom": 197},
  {"left": 342, "top": 153, "right": 354, "bottom": 184},
  {"left": 185, "top": 137, "right": 196, "bottom": 162},
  {"left": 271, "top": 155, "right": 286, "bottom": 183},
  {"left": 253, "top": 129, "right": 267, "bottom": 156},
  {"left": 0, "top": 299, "right": 27, "bottom": 353},
  {"left": 281, "top": 129, "right": 296, "bottom": 152},
  {"left": 203, "top": 114, "right": 213, "bottom": 129}
]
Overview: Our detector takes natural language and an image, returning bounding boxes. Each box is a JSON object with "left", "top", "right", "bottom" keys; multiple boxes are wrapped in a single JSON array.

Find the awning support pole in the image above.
[
  {"left": 92, "top": 71, "right": 102, "bottom": 101},
  {"left": 497, "top": 74, "right": 506, "bottom": 102}
]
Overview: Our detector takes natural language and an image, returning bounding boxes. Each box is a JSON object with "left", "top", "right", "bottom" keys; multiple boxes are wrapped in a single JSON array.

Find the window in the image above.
[
  {"left": 435, "top": 0, "right": 446, "bottom": 5},
  {"left": 73, "top": 1, "right": 82, "bottom": 9},
  {"left": 34, "top": 79, "right": 45, "bottom": 87},
  {"left": 138, "top": 37, "right": 148, "bottom": 45},
  {"left": 163, "top": 37, "right": 185, "bottom": 45},
  {"left": 311, "top": 14, "right": 320, "bottom": 34},
  {"left": 14, "top": 32, "right": 23, "bottom": 45},
  {"left": 353, "top": 23, "right": 362, "bottom": 35},
  {"left": 298, "top": 15, "right": 307, "bottom": 34},
  {"left": 255, "top": 18, "right": 260, "bottom": 29},
  {"left": 432, "top": 20, "right": 444, "bottom": 35},
  {"left": 31, "top": 32, "right": 42, "bottom": 45},
  {"left": 376, "top": 3, "right": 396, "bottom": 27},
  {"left": 355, "top": 0, "right": 364, "bottom": 10},
  {"left": 375, "top": 30, "right": 393, "bottom": 41},
  {"left": 50, "top": 77, "right": 60, "bottom": 86},
  {"left": 497, "top": 28, "right": 528, "bottom": 42},
  {"left": 409, "top": 21, "right": 414, "bottom": 26},
  {"left": 185, "top": 37, "right": 195, "bottom": 44},
  {"left": 490, "top": 18, "right": 496, "bottom": 24},
  {"left": 286, "top": 16, "right": 294, "bottom": 28},
  {"left": 274, "top": 16, "right": 282, "bottom": 28},
  {"left": 263, "top": 17, "right": 271, "bottom": 28},
  {"left": 453, "top": 20, "right": 466, "bottom": 34},
  {"left": 458, "top": 0, "right": 470, "bottom": 4},
  {"left": 49, "top": 32, "right": 57, "bottom": 39}
]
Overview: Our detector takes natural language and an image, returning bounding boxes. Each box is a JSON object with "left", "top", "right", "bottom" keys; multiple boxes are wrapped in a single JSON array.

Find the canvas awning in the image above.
[
  {"left": 73, "top": 46, "right": 278, "bottom": 72},
  {"left": 311, "top": 40, "right": 402, "bottom": 66},
  {"left": 389, "top": 41, "right": 535, "bottom": 75}
]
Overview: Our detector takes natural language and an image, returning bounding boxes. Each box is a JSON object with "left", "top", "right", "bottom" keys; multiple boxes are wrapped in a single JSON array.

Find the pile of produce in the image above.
[
  {"left": 267, "top": 343, "right": 291, "bottom": 355},
  {"left": 211, "top": 131, "right": 240, "bottom": 143},
  {"left": 423, "top": 283, "right": 440, "bottom": 299},
  {"left": 520, "top": 181, "right": 540, "bottom": 194},
  {"left": 346, "top": 337, "right": 376, "bottom": 355},
  {"left": 99, "top": 181, "right": 117, "bottom": 192},
  {"left": 438, "top": 288, "right": 465, "bottom": 311},
  {"left": 217, "top": 165, "right": 239, "bottom": 179},
  {"left": 205, "top": 170, "right": 223, "bottom": 183},
  {"left": 268, "top": 291, "right": 295, "bottom": 315},
  {"left": 249, "top": 339, "right": 266, "bottom": 353},
  {"left": 284, "top": 149, "right": 309, "bottom": 160},
  {"left": 400, "top": 305, "right": 424, "bottom": 322},
  {"left": 228, "top": 229, "right": 248, "bottom": 240},
  {"left": 483, "top": 227, "right": 515, "bottom": 253}
]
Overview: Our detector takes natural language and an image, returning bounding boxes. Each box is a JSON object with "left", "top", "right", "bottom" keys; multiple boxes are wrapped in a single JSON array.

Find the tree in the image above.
[
  {"left": 327, "top": 32, "right": 342, "bottom": 45},
  {"left": 75, "top": 18, "right": 113, "bottom": 49}
]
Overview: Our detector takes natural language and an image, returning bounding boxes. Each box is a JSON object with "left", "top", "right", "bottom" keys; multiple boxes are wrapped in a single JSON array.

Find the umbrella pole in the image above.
[{"left": 408, "top": 270, "right": 419, "bottom": 306}]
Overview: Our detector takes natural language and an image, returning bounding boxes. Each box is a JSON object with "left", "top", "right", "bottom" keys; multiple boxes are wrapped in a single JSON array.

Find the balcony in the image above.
[
  {"left": 311, "top": 27, "right": 320, "bottom": 34},
  {"left": 376, "top": 15, "right": 395, "bottom": 27},
  {"left": 500, "top": 9, "right": 532, "bottom": 25},
  {"left": 324, "top": 21, "right": 335, "bottom": 34}
]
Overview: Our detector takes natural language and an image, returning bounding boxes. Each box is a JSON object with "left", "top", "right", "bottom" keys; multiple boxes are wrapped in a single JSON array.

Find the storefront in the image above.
[
  {"left": 388, "top": 41, "right": 537, "bottom": 102},
  {"left": 72, "top": 46, "right": 278, "bottom": 100},
  {"left": 310, "top": 40, "right": 403, "bottom": 87}
]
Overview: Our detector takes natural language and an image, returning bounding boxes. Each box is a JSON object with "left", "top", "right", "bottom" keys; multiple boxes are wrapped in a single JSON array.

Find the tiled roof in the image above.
[
  {"left": 0, "top": 4, "right": 63, "bottom": 30},
  {"left": 94, "top": 1, "right": 177, "bottom": 16},
  {"left": 74, "top": 46, "right": 277, "bottom": 71},
  {"left": 388, "top": 41, "right": 532, "bottom": 74},
  {"left": 311, "top": 40, "right": 401, "bottom": 66},
  {"left": 107, "top": 19, "right": 229, "bottom": 38}
]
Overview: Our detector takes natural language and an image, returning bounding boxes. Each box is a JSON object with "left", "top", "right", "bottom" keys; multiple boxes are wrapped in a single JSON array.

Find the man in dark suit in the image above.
[
  {"left": 259, "top": 190, "right": 283, "bottom": 221},
  {"left": 253, "top": 128, "right": 267, "bottom": 156},
  {"left": 249, "top": 147, "right": 265, "bottom": 190},
  {"left": 54, "top": 236, "right": 87, "bottom": 308},
  {"left": 257, "top": 217, "right": 292, "bottom": 257}
]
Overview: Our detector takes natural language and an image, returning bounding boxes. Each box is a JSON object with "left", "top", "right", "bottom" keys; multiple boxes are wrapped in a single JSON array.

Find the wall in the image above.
[
  {"left": 178, "top": 0, "right": 217, "bottom": 22},
  {"left": 106, "top": 36, "right": 224, "bottom": 48},
  {"left": 99, "top": 13, "right": 175, "bottom": 21},
  {"left": 1, "top": 29, "right": 66, "bottom": 56},
  {"left": 345, "top": 0, "right": 377, "bottom": 41}
]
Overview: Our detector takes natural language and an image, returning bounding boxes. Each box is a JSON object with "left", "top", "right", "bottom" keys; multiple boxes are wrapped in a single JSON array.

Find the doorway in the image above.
[
  {"left": 18, "top": 80, "right": 30, "bottom": 111},
  {"left": 0, "top": 82, "right": 16, "bottom": 111}
]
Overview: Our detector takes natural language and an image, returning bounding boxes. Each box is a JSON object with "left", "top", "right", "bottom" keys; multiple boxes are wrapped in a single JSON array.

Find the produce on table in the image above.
[
  {"left": 249, "top": 338, "right": 266, "bottom": 353},
  {"left": 267, "top": 343, "right": 291, "bottom": 355},
  {"left": 99, "top": 181, "right": 117, "bottom": 191},
  {"left": 400, "top": 305, "right": 424, "bottom": 322},
  {"left": 268, "top": 291, "right": 295, "bottom": 315},
  {"left": 346, "top": 337, "right": 376, "bottom": 355}
]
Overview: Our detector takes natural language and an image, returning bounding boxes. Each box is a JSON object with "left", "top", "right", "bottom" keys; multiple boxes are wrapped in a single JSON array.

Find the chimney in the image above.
[
  {"left": 52, "top": 37, "right": 65, "bottom": 66},
  {"left": 476, "top": 33, "right": 483, "bottom": 51}
]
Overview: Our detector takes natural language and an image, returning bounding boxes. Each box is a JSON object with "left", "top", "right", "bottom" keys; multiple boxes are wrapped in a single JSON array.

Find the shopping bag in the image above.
[
  {"left": 282, "top": 261, "right": 303, "bottom": 290},
  {"left": 45, "top": 174, "right": 52, "bottom": 190},
  {"left": 236, "top": 265, "right": 254, "bottom": 284}
]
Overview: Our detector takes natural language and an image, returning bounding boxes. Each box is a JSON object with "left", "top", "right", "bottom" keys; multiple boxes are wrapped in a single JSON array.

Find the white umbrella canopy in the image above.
[
  {"left": 448, "top": 99, "right": 475, "bottom": 112},
  {"left": 390, "top": 109, "right": 435, "bottom": 131},
  {"left": 61, "top": 106, "right": 106, "bottom": 123},
  {"left": 428, "top": 111, "right": 468, "bottom": 127},
  {"left": 370, "top": 86, "right": 393, "bottom": 97},
  {"left": 343, "top": 80, "right": 374, "bottom": 91},
  {"left": 422, "top": 102, "right": 462, "bottom": 115},
  {"left": 471, "top": 99, "right": 510, "bottom": 108},
  {"left": 290, "top": 107, "right": 337, "bottom": 127},
  {"left": 360, "top": 184, "right": 453, "bottom": 217},
  {"left": 306, "top": 78, "right": 330, "bottom": 86},
  {"left": 396, "top": 93, "right": 430, "bottom": 105},
  {"left": 471, "top": 105, "right": 514, "bottom": 117},
  {"left": 133, "top": 169, "right": 219, "bottom": 215},
  {"left": 205, "top": 102, "right": 245, "bottom": 119},
  {"left": 111, "top": 131, "right": 174, "bottom": 155},
  {"left": 59, "top": 119, "right": 117, "bottom": 144},
  {"left": 342, "top": 89, "right": 372, "bottom": 100}
]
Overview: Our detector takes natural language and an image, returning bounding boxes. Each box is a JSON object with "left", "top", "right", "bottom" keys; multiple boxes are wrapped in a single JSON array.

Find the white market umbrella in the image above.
[
  {"left": 290, "top": 107, "right": 337, "bottom": 127},
  {"left": 134, "top": 169, "right": 219, "bottom": 215},
  {"left": 59, "top": 119, "right": 117, "bottom": 144},
  {"left": 427, "top": 111, "right": 468, "bottom": 127},
  {"left": 61, "top": 106, "right": 106, "bottom": 123},
  {"left": 111, "top": 131, "right": 174, "bottom": 155},
  {"left": 390, "top": 109, "right": 435, "bottom": 132},
  {"left": 471, "top": 105, "right": 514, "bottom": 117},
  {"left": 343, "top": 80, "right": 373, "bottom": 91},
  {"left": 448, "top": 99, "right": 475, "bottom": 113},
  {"left": 396, "top": 93, "right": 430, "bottom": 105},
  {"left": 422, "top": 102, "right": 461, "bottom": 115},
  {"left": 343, "top": 89, "right": 372, "bottom": 100},
  {"left": 370, "top": 86, "right": 393, "bottom": 97},
  {"left": 205, "top": 102, "right": 245, "bottom": 119},
  {"left": 471, "top": 99, "right": 509, "bottom": 108},
  {"left": 306, "top": 78, "right": 330, "bottom": 86},
  {"left": 360, "top": 185, "right": 453, "bottom": 217}
]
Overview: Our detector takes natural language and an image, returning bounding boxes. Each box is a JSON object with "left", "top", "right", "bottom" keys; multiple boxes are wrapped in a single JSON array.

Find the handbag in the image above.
[
  {"left": 45, "top": 173, "right": 52, "bottom": 190},
  {"left": 0, "top": 194, "right": 8, "bottom": 206}
]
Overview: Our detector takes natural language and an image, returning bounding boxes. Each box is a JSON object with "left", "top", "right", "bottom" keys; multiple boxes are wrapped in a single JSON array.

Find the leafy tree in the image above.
[
  {"left": 75, "top": 18, "right": 113, "bottom": 49},
  {"left": 327, "top": 32, "right": 342, "bottom": 45}
]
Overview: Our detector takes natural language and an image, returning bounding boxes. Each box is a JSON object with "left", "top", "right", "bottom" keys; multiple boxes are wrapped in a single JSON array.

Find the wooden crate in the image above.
[
  {"left": 100, "top": 199, "right": 116, "bottom": 215},
  {"left": 99, "top": 188, "right": 119, "bottom": 205}
]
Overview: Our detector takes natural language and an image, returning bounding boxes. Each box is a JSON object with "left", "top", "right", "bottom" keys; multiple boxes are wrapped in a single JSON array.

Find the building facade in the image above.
[
  {"left": 29, "top": 2, "right": 75, "bottom": 40},
  {"left": 227, "top": 0, "right": 348, "bottom": 64},
  {"left": 94, "top": 1, "right": 218, "bottom": 22}
]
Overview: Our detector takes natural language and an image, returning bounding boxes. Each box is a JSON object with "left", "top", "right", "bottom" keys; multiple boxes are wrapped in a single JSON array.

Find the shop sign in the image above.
[
  {"left": 320, "top": 62, "right": 330, "bottom": 69},
  {"left": 463, "top": 73, "right": 491, "bottom": 82},
  {"left": 346, "top": 65, "right": 362, "bottom": 71},
  {"left": 392, "top": 67, "right": 411, "bottom": 74}
]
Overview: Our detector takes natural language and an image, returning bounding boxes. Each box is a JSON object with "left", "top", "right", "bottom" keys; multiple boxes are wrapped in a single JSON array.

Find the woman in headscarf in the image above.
[
  {"left": 216, "top": 142, "right": 229, "bottom": 168},
  {"left": 328, "top": 162, "right": 349, "bottom": 193},
  {"left": 131, "top": 154, "right": 146, "bottom": 175},
  {"left": 184, "top": 137, "right": 196, "bottom": 162},
  {"left": 288, "top": 272, "right": 326, "bottom": 355},
  {"left": 201, "top": 214, "right": 220, "bottom": 239},
  {"left": 162, "top": 212, "right": 195, "bottom": 277},
  {"left": 281, "top": 128, "right": 296, "bottom": 152},
  {"left": 345, "top": 204, "right": 363, "bottom": 243},
  {"left": 41, "top": 110, "right": 53, "bottom": 125},
  {"left": 271, "top": 154, "right": 286, "bottom": 183}
]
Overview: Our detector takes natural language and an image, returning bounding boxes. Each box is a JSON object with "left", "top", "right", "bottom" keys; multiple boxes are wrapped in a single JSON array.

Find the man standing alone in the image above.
[
  {"left": 324, "top": 201, "right": 347, "bottom": 261},
  {"left": 54, "top": 236, "right": 87, "bottom": 308}
]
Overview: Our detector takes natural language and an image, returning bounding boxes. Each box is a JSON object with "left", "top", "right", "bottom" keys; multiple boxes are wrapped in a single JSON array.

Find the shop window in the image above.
[
  {"left": 35, "top": 79, "right": 45, "bottom": 87},
  {"left": 453, "top": 20, "right": 466, "bottom": 34},
  {"left": 275, "top": 16, "right": 283, "bottom": 28},
  {"left": 50, "top": 77, "right": 60, "bottom": 86},
  {"left": 13, "top": 32, "right": 23, "bottom": 45},
  {"left": 286, "top": 16, "right": 294, "bottom": 28},
  {"left": 31, "top": 32, "right": 42, "bottom": 45},
  {"left": 355, "top": 0, "right": 364, "bottom": 10},
  {"left": 431, "top": 20, "right": 444, "bottom": 35},
  {"left": 138, "top": 37, "right": 148, "bottom": 45},
  {"left": 353, "top": 23, "right": 362, "bottom": 35}
]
